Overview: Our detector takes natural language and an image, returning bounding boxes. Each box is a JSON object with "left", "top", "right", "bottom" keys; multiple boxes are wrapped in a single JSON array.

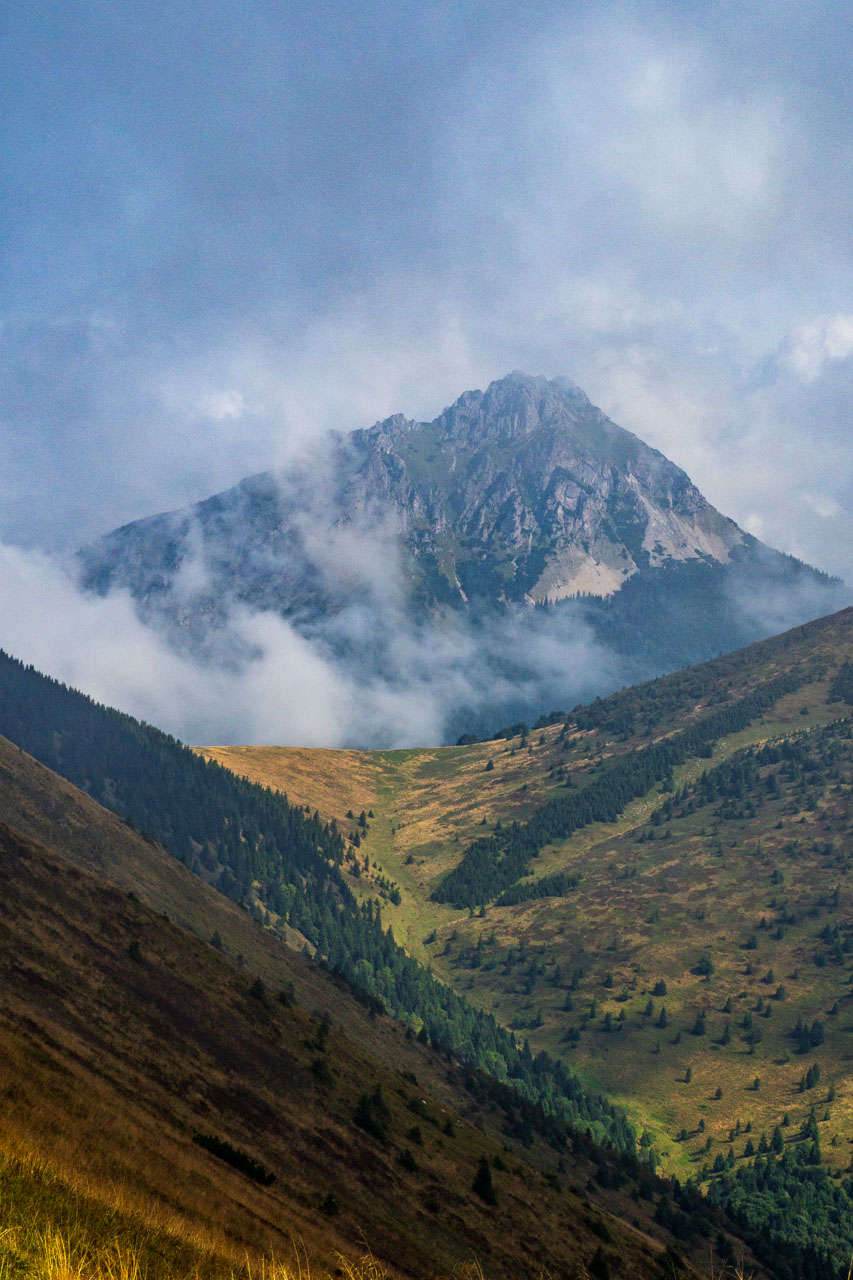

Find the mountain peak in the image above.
[
  {"left": 488, "top": 369, "right": 586, "bottom": 398},
  {"left": 77, "top": 374, "right": 844, "bottom": 741},
  {"left": 77, "top": 373, "right": 827, "bottom": 614},
  {"left": 412, "top": 372, "right": 650, "bottom": 469},
  {"left": 448, "top": 371, "right": 592, "bottom": 440}
]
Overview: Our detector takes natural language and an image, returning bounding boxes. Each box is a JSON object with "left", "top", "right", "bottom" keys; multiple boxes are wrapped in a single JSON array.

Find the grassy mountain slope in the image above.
[
  {"left": 202, "top": 608, "right": 853, "bottom": 1197},
  {"left": 0, "top": 763, "right": 767, "bottom": 1280}
]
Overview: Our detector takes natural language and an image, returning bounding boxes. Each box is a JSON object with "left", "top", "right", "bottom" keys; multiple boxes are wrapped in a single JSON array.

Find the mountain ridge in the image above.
[
  {"left": 76, "top": 373, "right": 846, "bottom": 741},
  {"left": 79, "top": 372, "right": 756, "bottom": 614}
]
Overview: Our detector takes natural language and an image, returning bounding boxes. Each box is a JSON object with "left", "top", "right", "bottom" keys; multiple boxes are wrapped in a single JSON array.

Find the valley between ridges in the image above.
[{"left": 200, "top": 607, "right": 853, "bottom": 1182}]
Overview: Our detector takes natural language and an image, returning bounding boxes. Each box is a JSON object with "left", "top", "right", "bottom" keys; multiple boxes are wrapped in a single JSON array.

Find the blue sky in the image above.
[{"left": 1, "top": 2, "right": 853, "bottom": 742}]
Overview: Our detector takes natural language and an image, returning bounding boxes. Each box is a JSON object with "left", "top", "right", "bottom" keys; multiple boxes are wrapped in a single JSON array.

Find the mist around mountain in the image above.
[{"left": 78, "top": 373, "right": 845, "bottom": 747}]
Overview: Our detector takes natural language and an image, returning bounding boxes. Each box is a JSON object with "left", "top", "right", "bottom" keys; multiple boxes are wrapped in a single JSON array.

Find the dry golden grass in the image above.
[
  {"left": 195, "top": 727, "right": 573, "bottom": 960},
  {"left": 198, "top": 746, "right": 387, "bottom": 831},
  {"left": 0, "top": 1151, "right": 393, "bottom": 1280}
]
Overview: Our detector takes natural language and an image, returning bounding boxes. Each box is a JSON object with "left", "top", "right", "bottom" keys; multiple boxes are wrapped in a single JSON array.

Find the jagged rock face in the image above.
[
  {"left": 78, "top": 373, "right": 748, "bottom": 639},
  {"left": 340, "top": 373, "right": 746, "bottom": 605}
]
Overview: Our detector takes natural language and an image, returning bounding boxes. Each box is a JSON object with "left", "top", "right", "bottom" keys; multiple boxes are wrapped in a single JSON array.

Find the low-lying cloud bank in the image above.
[
  {"left": 0, "top": 539, "right": 630, "bottom": 747},
  {"left": 2, "top": 523, "right": 847, "bottom": 751}
]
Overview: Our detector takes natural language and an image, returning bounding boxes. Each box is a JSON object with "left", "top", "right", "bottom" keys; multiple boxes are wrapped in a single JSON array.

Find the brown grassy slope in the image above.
[
  {"left": 0, "top": 821, "right": 615, "bottom": 1280},
  {"left": 198, "top": 729, "right": 576, "bottom": 961},
  {"left": 0, "top": 750, "right": 758, "bottom": 1279},
  {"left": 197, "top": 743, "right": 392, "bottom": 829},
  {"left": 198, "top": 735, "right": 564, "bottom": 870}
]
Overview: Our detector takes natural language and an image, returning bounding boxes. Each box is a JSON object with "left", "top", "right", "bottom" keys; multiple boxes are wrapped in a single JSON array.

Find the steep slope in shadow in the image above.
[{"left": 0, "top": 802, "right": 768, "bottom": 1280}]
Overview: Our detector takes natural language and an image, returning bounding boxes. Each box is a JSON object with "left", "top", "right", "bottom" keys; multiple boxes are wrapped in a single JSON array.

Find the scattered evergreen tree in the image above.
[{"left": 472, "top": 1154, "right": 497, "bottom": 1205}]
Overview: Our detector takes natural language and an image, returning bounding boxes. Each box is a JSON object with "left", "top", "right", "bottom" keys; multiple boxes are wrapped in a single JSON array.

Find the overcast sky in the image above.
[
  {"left": 2, "top": 2, "right": 853, "bottom": 746},
  {"left": 3, "top": 0, "right": 853, "bottom": 576}
]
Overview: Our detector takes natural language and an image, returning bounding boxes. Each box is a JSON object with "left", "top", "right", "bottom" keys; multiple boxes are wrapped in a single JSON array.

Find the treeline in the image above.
[
  {"left": 0, "top": 649, "right": 633, "bottom": 1154},
  {"left": 434, "top": 669, "right": 810, "bottom": 908},
  {"left": 662, "top": 721, "right": 852, "bottom": 829},
  {"left": 0, "top": 651, "right": 344, "bottom": 903}
]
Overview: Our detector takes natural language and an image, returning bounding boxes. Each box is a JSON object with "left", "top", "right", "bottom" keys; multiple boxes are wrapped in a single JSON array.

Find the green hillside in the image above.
[{"left": 204, "top": 608, "right": 853, "bottom": 1271}]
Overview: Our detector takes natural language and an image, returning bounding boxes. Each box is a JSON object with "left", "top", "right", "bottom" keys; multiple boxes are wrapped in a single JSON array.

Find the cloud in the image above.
[
  {"left": 785, "top": 314, "right": 853, "bottom": 383},
  {"left": 197, "top": 388, "right": 246, "bottom": 421},
  {"left": 0, "top": 538, "right": 425, "bottom": 748},
  {"left": 562, "top": 32, "right": 784, "bottom": 240},
  {"left": 0, "top": 535, "right": 622, "bottom": 749},
  {"left": 0, "top": 542, "right": 337, "bottom": 745},
  {"left": 802, "top": 493, "right": 842, "bottom": 520}
]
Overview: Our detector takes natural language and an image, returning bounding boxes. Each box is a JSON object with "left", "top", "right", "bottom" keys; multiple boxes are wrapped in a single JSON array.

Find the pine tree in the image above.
[{"left": 472, "top": 1155, "right": 497, "bottom": 1205}]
